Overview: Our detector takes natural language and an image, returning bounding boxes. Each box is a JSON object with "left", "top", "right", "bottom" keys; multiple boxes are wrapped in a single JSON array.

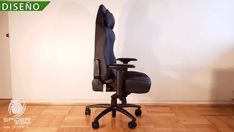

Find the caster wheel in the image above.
[
  {"left": 135, "top": 109, "right": 142, "bottom": 116},
  {"left": 92, "top": 121, "right": 99, "bottom": 129},
  {"left": 128, "top": 121, "right": 137, "bottom": 129},
  {"left": 85, "top": 108, "right": 91, "bottom": 115}
]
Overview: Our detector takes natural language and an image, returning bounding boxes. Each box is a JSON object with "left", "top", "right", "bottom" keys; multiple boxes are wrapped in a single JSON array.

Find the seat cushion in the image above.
[{"left": 125, "top": 71, "right": 151, "bottom": 93}]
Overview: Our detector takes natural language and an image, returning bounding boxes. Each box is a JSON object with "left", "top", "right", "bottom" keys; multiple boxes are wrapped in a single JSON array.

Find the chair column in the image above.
[{"left": 111, "top": 94, "right": 117, "bottom": 118}]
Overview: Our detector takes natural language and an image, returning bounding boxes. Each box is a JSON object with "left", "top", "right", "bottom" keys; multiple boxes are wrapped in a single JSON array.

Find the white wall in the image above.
[
  {"left": 8, "top": 0, "right": 234, "bottom": 103},
  {"left": 0, "top": 12, "right": 12, "bottom": 98}
]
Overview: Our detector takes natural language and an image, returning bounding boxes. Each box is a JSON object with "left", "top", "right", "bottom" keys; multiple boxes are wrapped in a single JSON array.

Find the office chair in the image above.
[{"left": 85, "top": 4, "right": 151, "bottom": 129}]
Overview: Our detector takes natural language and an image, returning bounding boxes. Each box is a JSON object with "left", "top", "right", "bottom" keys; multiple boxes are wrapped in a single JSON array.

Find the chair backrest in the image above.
[{"left": 93, "top": 5, "right": 116, "bottom": 84}]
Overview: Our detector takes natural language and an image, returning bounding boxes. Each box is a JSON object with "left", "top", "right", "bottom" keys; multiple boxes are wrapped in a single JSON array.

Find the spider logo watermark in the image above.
[
  {"left": 8, "top": 100, "right": 26, "bottom": 117},
  {"left": 2, "top": 100, "right": 31, "bottom": 129}
]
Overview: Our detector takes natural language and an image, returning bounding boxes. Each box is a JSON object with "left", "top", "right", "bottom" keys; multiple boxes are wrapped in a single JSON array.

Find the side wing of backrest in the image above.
[
  {"left": 92, "top": 5, "right": 116, "bottom": 91},
  {"left": 92, "top": 5, "right": 106, "bottom": 91}
]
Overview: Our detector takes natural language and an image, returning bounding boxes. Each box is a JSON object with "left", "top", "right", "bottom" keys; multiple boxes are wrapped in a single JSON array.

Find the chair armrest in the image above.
[
  {"left": 116, "top": 58, "right": 137, "bottom": 64},
  {"left": 108, "top": 64, "right": 135, "bottom": 70},
  {"left": 108, "top": 64, "right": 135, "bottom": 97}
]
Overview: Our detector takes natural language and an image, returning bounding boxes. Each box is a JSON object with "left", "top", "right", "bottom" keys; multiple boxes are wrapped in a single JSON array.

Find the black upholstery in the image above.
[
  {"left": 86, "top": 4, "right": 151, "bottom": 129},
  {"left": 126, "top": 71, "right": 151, "bottom": 93},
  {"left": 104, "top": 10, "right": 115, "bottom": 28},
  {"left": 92, "top": 5, "right": 116, "bottom": 90}
]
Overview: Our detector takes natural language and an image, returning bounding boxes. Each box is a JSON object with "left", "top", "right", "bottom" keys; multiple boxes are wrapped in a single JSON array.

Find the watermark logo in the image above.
[
  {"left": 0, "top": 1, "right": 50, "bottom": 11},
  {"left": 2, "top": 100, "right": 31, "bottom": 129},
  {"left": 8, "top": 100, "right": 26, "bottom": 118}
]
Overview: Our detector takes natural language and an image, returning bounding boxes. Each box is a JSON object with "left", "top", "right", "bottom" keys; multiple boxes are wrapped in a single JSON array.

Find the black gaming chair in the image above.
[{"left": 85, "top": 4, "right": 151, "bottom": 129}]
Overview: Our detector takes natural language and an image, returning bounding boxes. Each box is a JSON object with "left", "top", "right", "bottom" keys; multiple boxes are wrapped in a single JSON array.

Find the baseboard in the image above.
[
  {"left": 6, "top": 99, "right": 233, "bottom": 105},
  {"left": 0, "top": 99, "right": 11, "bottom": 105},
  {"left": 0, "top": 98, "right": 12, "bottom": 100}
]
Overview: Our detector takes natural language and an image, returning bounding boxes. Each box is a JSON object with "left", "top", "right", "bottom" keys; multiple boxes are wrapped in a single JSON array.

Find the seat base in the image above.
[{"left": 85, "top": 95, "right": 142, "bottom": 129}]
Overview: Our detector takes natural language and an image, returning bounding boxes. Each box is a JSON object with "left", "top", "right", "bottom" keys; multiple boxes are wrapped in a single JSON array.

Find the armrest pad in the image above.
[
  {"left": 108, "top": 64, "right": 135, "bottom": 70},
  {"left": 116, "top": 58, "right": 137, "bottom": 64}
]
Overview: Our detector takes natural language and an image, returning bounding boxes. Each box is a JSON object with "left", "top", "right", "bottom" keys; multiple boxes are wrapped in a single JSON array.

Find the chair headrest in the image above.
[
  {"left": 99, "top": 4, "right": 107, "bottom": 14},
  {"left": 104, "top": 10, "right": 115, "bottom": 29}
]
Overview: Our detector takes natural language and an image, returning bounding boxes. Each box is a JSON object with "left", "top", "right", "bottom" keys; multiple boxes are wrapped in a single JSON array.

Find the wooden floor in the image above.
[{"left": 0, "top": 100, "right": 233, "bottom": 132}]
